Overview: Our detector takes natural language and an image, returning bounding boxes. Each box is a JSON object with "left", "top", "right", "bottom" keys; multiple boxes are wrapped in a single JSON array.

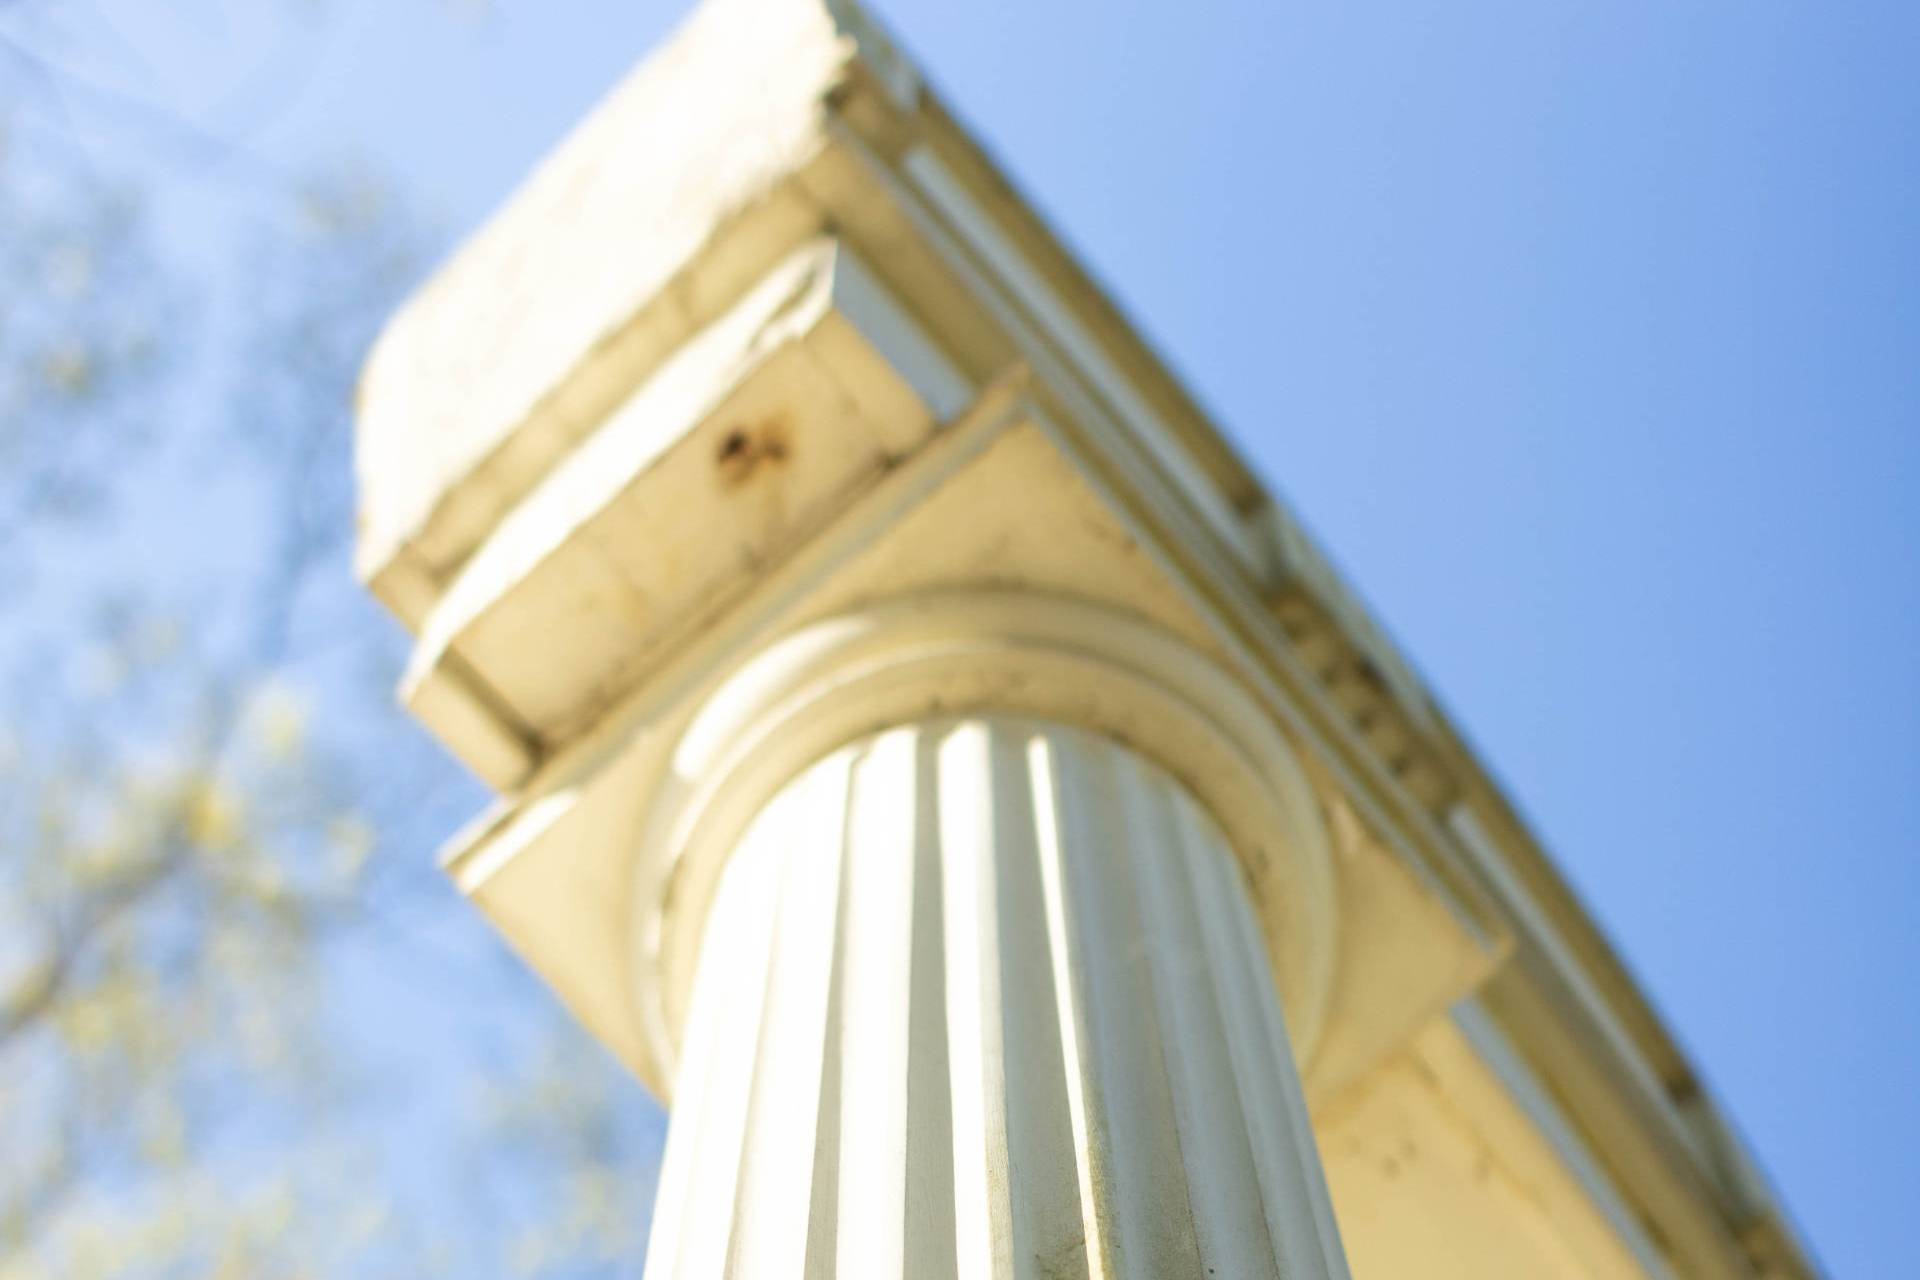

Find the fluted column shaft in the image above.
[{"left": 643, "top": 717, "right": 1350, "bottom": 1279}]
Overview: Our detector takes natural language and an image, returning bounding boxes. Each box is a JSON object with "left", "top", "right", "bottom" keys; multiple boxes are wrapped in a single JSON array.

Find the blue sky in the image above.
[{"left": 13, "top": 0, "right": 1918, "bottom": 1273}]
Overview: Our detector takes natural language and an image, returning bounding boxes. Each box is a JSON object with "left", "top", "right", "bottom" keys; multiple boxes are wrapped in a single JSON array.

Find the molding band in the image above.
[{"left": 631, "top": 590, "right": 1340, "bottom": 1090}]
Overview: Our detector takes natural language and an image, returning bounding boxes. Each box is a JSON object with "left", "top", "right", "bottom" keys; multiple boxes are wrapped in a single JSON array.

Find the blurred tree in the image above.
[{"left": 0, "top": 46, "right": 662, "bottom": 1280}]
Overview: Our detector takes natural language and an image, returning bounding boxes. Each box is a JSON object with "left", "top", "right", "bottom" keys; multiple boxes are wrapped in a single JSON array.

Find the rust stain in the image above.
[{"left": 714, "top": 418, "right": 790, "bottom": 487}]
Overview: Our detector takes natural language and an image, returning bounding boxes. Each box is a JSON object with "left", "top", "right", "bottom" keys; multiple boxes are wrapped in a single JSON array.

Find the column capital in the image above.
[
  {"left": 630, "top": 590, "right": 1342, "bottom": 1097},
  {"left": 367, "top": 0, "right": 1501, "bottom": 1111}
]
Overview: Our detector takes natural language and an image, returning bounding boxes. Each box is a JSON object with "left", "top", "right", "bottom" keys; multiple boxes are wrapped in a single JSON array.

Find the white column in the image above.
[{"left": 642, "top": 716, "right": 1350, "bottom": 1280}]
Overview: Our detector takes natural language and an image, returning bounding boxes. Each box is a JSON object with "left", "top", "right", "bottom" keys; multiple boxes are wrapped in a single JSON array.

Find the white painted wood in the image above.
[
  {"left": 352, "top": 0, "right": 1813, "bottom": 1264},
  {"left": 643, "top": 716, "right": 1350, "bottom": 1279},
  {"left": 632, "top": 591, "right": 1343, "bottom": 1098}
]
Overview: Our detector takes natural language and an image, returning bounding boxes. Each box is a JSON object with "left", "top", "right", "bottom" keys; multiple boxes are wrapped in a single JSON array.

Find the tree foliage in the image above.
[{"left": 0, "top": 54, "right": 662, "bottom": 1280}]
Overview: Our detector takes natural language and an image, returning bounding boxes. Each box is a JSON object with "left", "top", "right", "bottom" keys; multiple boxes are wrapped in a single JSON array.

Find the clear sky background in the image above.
[{"left": 11, "top": 0, "right": 1918, "bottom": 1274}]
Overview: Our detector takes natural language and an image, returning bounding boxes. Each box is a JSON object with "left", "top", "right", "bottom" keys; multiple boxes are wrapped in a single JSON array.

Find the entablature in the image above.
[{"left": 354, "top": 3, "right": 1814, "bottom": 1275}]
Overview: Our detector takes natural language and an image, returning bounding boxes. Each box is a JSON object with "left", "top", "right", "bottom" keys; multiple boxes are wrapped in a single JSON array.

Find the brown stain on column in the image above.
[{"left": 715, "top": 417, "right": 791, "bottom": 487}]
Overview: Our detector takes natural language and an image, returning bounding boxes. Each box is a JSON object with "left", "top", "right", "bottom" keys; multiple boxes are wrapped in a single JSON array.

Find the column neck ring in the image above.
[{"left": 631, "top": 590, "right": 1338, "bottom": 1093}]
